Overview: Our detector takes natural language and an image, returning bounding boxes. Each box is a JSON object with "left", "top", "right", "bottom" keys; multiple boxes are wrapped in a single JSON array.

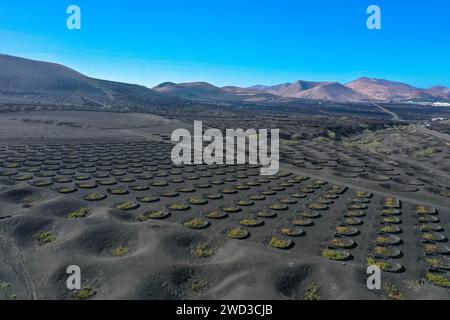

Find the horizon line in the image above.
[{"left": 1, "top": 52, "right": 448, "bottom": 91}]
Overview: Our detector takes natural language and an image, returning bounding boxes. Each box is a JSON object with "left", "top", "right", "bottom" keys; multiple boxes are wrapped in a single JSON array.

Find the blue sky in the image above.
[{"left": 0, "top": 0, "right": 449, "bottom": 88}]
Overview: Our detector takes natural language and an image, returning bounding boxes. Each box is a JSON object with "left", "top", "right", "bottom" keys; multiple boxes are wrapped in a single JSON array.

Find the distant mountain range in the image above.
[
  {"left": 154, "top": 78, "right": 450, "bottom": 103},
  {"left": 153, "top": 81, "right": 284, "bottom": 103},
  {"left": 0, "top": 54, "right": 449, "bottom": 108}
]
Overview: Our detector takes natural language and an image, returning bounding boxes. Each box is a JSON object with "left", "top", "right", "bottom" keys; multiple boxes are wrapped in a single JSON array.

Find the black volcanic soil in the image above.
[{"left": 0, "top": 111, "right": 449, "bottom": 300}]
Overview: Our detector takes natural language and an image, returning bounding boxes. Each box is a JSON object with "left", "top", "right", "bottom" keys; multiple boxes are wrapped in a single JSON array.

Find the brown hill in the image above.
[
  {"left": 346, "top": 77, "right": 420, "bottom": 101},
  {"left": 293, "top": 82, "right": 368, "bottom": 102}
]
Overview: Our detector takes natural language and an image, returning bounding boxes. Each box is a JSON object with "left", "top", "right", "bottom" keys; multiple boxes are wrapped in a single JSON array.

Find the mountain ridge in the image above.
[
  {"left": 156, "top": 78, "right": 450, "bottom": 103},
  {"left": 0, "top": 54, "right": 191, "bottom": 110},
  {"left": 0, "top": 54, "right": 449, "bottom": 106}
]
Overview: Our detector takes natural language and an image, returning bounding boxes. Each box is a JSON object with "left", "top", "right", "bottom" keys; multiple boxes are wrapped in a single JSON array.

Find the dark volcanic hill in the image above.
[
  {"left": 153, "top": 81, "right": 228, "bottom": 100},
  {"left": 153, "top": 81, "right": 280, "bottom": 103},
  {"left": 0, "top": 54, "right": 188, "bottom": 110}
]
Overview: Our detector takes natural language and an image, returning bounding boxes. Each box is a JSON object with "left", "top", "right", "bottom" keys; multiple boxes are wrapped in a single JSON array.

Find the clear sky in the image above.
[{"left": 0, "top": 0, "right": 449, "bottom": 88}]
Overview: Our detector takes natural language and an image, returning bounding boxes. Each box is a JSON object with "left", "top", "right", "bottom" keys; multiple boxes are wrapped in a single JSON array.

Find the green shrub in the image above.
[
  {"left": 111, "top": 246, "right": 129, "bottom": 257},
  {"left": 72, "top": 284, "right": 97, "bottom": 300},
  {"left": 383, "top": 282, "right": 404, "bottom": 300},
  {"left": 193, "top": 243, "right": 213, "bottom": 258},
  {"left": 425, "top": 272, "right": 450, "bottom": 288},
  {"left": 34, "top": 232, "right": 56, "bottom": 246},
  {"left": 268, "top": 237, "right": 292, "bottom": 249},
  {"left": 191, "top": 278, "right": 207, "bottom": 293},
  {"left": 226, "top": 228, "right": 248, "bottom": 239},
  {"left": 413, "top": 147, "right": 438, "bottom": 159},
  {"left": 183, "top": 218, "right": 209, "bottom": 230},
  {"left": 68, "top": 208, "right": 90, "bottom": 219},
  {"left": 321, "top": 249, "right": 350, "bottom": 261},
  {"left": 304, "top": 282, "right": 321, "bottom": 300}
]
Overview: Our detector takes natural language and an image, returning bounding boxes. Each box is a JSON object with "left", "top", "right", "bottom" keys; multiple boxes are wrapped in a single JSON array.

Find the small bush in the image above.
[
  {"left": 383, "top": 282, "right": 404, "bottom": 300},
  {"left": 34, "top": 232, "right": 56, "bottom": 246},
  {"left": 321, "top": 249, "right": 350, "bottom": 261},
  {"left": 425, "top": 272, "right": 450, "bottom": 288},
  {"left": 168, "top": 203, "right": 191, "bottom": 211},
  {"left": 268, "top": 237, "right": 292, "bottom": 249},
  {"left": 193, "top": 243, "right": 213, "bottom": 258},
  {"left": 191, "top": 278, "right": 207, "bottom": 293},
  {"left": 111, "top": 246, "right": 129, "bottom": 257},
  {"left": 115, "top": 201, "right": 139, "bottom": 211},
  {"left": 68, "top": 208, "right": 90, "bottom": 219},
  {"left": 226, "top": 227, "right": 249, "bottom": 239},
  {"left": 413, "top": 147, "right": 438, "bottom": 159},
  {"left": 72, "top": 284, "right": 97, "bottom": 300},
  {"left": 304, "top": 282, "right": 321, "bottom": 300},
  {"left": 239, "top": 218, "right": 263, "bottom": 227},
  {"left": 183, "top": 218, "right": 209, "bottom": 230}
]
